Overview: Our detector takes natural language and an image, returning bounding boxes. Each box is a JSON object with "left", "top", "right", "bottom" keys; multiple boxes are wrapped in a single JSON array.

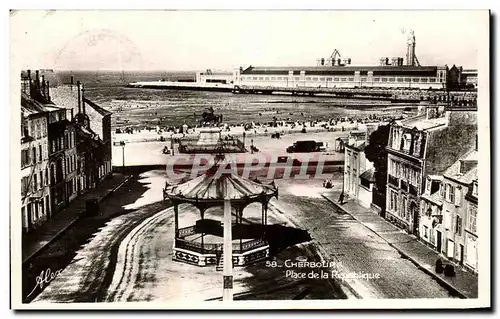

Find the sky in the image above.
[{"left": 10, "top": 10, "right": 488, "bottom": 72}]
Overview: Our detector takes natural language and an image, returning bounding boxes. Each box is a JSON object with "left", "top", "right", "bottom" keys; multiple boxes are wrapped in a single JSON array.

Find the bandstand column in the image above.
[
  {"left": 200, "top": 209, "right": 205, "bottom": 249},
  {"left": 238, "top": 207, "right": 243, "bottom": 252},
  {"left": 174, "top": 204, "right": 179, "bottom": 238},
  {"left": 223, "top": 197, "right": 233, "bottom": 301}
]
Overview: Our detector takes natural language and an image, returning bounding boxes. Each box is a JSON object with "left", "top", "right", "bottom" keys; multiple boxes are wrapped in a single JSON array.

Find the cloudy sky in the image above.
[{"left": 10, "top": 10, "right": 488, "bottom": 71}]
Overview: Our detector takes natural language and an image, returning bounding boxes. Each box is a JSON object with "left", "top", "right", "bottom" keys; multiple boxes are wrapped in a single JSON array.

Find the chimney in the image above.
[
  {"left": 81, "top": 84, "right": 86, "bottom": 114},
  {"left": 41, "top": 75, "right": 46, "bottom": 98},
  {"left": 27, "top": 70, "right": 32, "bottom": 96},
  {"left": 70, "top": 76, "right": 74, "bottom": 90},
  {"left": 77, "top": 81, "right": 81, "bottom": 114},
  {"left": 46, "top": 81, "right": 51, "bottom": 101},
  {"left": 35, "top": 70, "right": 40, "bottom": 90}
]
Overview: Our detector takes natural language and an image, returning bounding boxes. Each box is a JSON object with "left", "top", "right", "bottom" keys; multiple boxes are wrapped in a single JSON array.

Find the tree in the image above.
[{"left": 364, "top": 124, "right": 391, "bottom": 210}]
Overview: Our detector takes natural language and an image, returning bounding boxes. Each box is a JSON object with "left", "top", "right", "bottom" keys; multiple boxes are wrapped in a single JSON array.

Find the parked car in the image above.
[{"left": 286, "top": 140, "right": 320, "bottom": 153}]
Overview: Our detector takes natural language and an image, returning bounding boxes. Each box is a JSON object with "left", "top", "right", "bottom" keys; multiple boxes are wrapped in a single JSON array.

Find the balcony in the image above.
[
  {"left": 409, "top": 184, "right": 418, "bottom": 196},
  {"left": 401, "top": 180, "right": 408, "bottom": 192},
  {"left": 388, "top": 175, "right": 399, "bottom": 187}
]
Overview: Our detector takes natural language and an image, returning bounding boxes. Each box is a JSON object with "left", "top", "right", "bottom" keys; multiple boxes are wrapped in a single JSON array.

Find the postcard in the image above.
[{"left": 9, "top": 9, "right": 490, "bottom": 310}]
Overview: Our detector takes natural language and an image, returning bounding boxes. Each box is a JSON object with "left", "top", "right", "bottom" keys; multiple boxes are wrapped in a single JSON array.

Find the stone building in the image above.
[
  {"left": 464, "top": 178, "right": 478, "bottom": 273},
  {"left": 21, "top": 93, "right": 51, "bottom": 233},
  {"left": 440, "top": 149, "right": 478, "bottom": 267},
  {"left": 50, "top": 83, "right": 113, "bottom": 184},
  {"left": 343, "top": 130, "right": 374, "bottom": 209},
  {"left": 385, "top": 105, "right": 477, "bottom": 235}
]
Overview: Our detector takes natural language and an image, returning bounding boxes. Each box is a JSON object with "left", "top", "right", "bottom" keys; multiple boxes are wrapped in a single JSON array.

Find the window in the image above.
[
  {"left": 402, "top": 197, "right": 407, "bottom": 219},
  {"left": 455, "top": 187, "right": 462, "bottom": 206},
  {"left": 402, "top": 134, "right": 412, "bottom": 152},
  {"left": 388, "top": 78, "right": 395, "bottom": 82},
  {"left": 45, "top": 195, "right": 50, "bottom": 214},
  {"left": 405, "top": 78, "right": 411, "bottom": 82},
  {"left": 373, "top": 78, "right": 380, "bottom": 82},
  {"left": 38, "top": 145, "right": 42, "bottom": 162},
  {"left": 429, "top": 78, "right": 436, "bottom": 83},
  {"left": 326, "top": 77, "right": 332, "bottom": 81},
  {"left": 45, "top": 168, "right": 48, "bottom": 185},
  {"left": 421, "top": 78, "right": 428, "bottom": 83},
  {"left": 294, "top": 77, "right": 299, "bottom": 81},
  {"left": 252, "top": 77, "right": 257, "bottom": 80},
  {"left": 264, "top": 77, "right": 269, "bottom": 81},
  {"left": 271, "top": 77, "right": 275, "bottom": 80},
  {"left": 381, "top": 78, "right": 388, "bottom": 82},
  {"left": 397, "top": 78, "right": 404, "bottom": 82},
  {"left": 361, "top": 77, "right": 367, "bottom": 82},
  {"left": 334, "top": 77, "right": 339, "bottom": 82},
  {"left": 341, "top": 78, "right": 347, "bottom": 82},
  {"left": 472, "top": 182, "right": 478, "bottom": 196},
  {"left": 39, "top": 171, "right": 43, "bottom": 188},
  {"left": 448, "top": 184, "right": 455, "bottom": 203},
  {"left": 348, "top": 77, "right": 354, "bottom": 82},
  {"left": 423, "top": 226, "right": 429, "bottom": 239},
  {"left": 306, "top": 77, "right": 311, "bottom": 81},
  {"left": 455, "top": 215, "right": 462, "bottom": 235},
  {"left": 33, "top": 174, "right": 38, "bottom": 191},
  {"left": 445, "top": 210, "right": 452, "bottom": 230},
  {"left": 258, "top": 77, "right": 263, "bottom": 80},
  {"left": 32, "top": 147, "right": 36, "bottom": 165},
  {"left": 413, "top": 78, "right": 420, "bottom": 83},
  {"left": 426, "top": 178, "right": 431, "bottom": 192},
  {"left": 390, "top": 190, "right": 398, "bottom": 212},
  {"left": 468, "top": 203, "right": 477, "bottom": 233}
]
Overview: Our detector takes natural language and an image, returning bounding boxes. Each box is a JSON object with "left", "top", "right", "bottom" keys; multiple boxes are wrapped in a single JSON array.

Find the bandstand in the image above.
[{"left": 163, "top": 128, "right": 278, "bottom": 270}]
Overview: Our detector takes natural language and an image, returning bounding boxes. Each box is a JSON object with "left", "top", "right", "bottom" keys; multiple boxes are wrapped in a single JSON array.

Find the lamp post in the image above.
[
  {"left": 223, "top": 197, "right": 233, "bottom": 301},
  {"left": 120, "top": 141, "right": 126, "bottom": 167}
]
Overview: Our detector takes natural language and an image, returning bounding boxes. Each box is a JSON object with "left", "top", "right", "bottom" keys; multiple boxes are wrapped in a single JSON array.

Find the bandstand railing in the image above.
[
  {"left": 178, "top": 225, "right": 196, "bottom": 238},
  {"left": 175, "top": 237, "right": 268, "bottom": 255}
]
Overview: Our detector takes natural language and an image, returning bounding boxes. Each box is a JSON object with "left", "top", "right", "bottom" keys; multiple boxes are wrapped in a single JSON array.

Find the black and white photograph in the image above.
[{"left": 9, "top": 9, "right": 490, "bottom": 309}]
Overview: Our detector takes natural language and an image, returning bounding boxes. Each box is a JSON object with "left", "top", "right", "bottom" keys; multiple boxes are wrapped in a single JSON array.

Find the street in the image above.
[{"left": 32, "top": 170, "right": 456, "bottom": 302}]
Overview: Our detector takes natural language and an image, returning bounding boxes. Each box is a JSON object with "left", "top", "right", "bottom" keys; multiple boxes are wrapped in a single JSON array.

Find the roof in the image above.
[
  {"left": 443, "top": 149, "right": 478, "bottom": 184},
  {"left": 242, "top": 65, "right": 439, "bottom": 74},
  {"left": 83, "top": 97, "right": 112, "bottom": 117},
  {"left": 164, "top": 168, "right": 278, "bottom": 203},
  {"left": 421, "top": 191, "right": 443, "bottom": 207},
  {"left": 396, "top": 114, "right": 448, "bottom": 131},
  {"left": 21, "top": 92, "right": 64, "bottom": 117},
  {"left": 359, "top": 168, "right": 375, "bottom": 183},
  {"left": 346, "top": 140, "right": 366, "bottom": 151}
]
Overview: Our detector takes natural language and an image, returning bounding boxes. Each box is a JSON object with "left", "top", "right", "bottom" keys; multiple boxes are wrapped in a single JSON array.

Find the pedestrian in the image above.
[{"left": 338, "top": 192, "right": 345, "bottom": 205}]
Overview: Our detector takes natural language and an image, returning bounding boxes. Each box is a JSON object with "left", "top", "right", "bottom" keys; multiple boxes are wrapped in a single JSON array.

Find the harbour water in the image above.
[{"left": 51, "top": 71, "right": 410, "bottom": 129}]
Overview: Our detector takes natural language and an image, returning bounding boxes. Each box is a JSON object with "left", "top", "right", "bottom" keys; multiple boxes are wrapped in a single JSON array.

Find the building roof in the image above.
[
  {"left": 421, "top": 191, "right": 443, "bottom": 207},
  {"left": 359, "top": 168, "right": 375, "bottom": 183},
  {"left": 83, "top": 97, "right": 112, "bottom": 117},
  {"left": 346, "top": 140, "right": 366, "bottom": 151},
  {"left": 164, "top": 168, "right": 277, "bottom": 203},
  {"left": 242, "top": 65, "right": 440, "bottom": 74},
  {"left": 443, "top": 149, "right": 478, "bottom": 184},
  {"left": 396, "top": 114, "right": 448, "bottom": 131},
  {"left": 21, "top": 92, "right": 64, "bottom": 117}
]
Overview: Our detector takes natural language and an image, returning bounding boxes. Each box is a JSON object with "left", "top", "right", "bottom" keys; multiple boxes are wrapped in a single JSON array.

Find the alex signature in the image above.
[{"left": 27, "top": 268, "right": 61, "bottom": 298}]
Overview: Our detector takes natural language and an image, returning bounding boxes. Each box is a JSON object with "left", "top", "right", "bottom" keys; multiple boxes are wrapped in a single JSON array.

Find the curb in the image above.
[
  {"left": 22, "top": 175, "right": 133, "bottom": 265},
  {"left": 321, "top": 194, "right": 470, "bottom": 299}
]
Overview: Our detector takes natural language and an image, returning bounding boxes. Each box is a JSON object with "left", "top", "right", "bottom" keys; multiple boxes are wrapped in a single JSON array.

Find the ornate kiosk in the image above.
[{"left": 163, "top": 134, "right": 278, "bottom": 269}]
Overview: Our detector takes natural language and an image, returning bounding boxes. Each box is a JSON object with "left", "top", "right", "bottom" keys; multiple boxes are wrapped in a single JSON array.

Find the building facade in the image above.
[
  {"left": 440, "top": 149, "right": 477, "bottom": 267},
  {"left": 235, "top": 65, "right": 450, "bottom": 90},
  {"left": 344, "top": 131, "right": 374, "bottom": 208},
  {"left": 464, "top": 179, "right": 478, "bottom": 273},
  {"left": 385, "top": 106, "right": 477, "bottom": 235},
  {"left": 21, "top": 96, "right": 51, "bottom": 233}
]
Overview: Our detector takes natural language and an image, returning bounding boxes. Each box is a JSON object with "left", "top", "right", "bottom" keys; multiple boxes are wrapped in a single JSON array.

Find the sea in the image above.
[{"left": 47, "top": 70, "right": 407, "bottom": 130}]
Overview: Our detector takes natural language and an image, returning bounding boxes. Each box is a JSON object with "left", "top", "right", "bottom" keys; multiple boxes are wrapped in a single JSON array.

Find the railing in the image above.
[
  {"left": 178, "top": 225, "right": 196, "bottom": 238},
  {"left": 388, "top": 175, "right": 399, "bottom": 187},
  {"left": 175, "top": 237, "right": 268, "bottom": 255},
  {"left": 409, "top": 184, "right": 418, "bottom": 196},
  {"left": 241, "top": 238, "right": 267, "bottom": 252},
  {"left": 400, "top": 180, "right": 408, "bottom": 192}
]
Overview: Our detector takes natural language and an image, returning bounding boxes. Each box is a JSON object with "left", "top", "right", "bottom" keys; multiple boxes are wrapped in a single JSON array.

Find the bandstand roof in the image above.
[{"left": 164, "top": 171, "right": 278, "bottom": 204}]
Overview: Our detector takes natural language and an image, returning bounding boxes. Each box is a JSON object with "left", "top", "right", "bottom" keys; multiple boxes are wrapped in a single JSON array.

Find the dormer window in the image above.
[
  {"left": 402, "top": 134, "right": 412, "bottom": 152},
  {"left": 472, "top": 182, "right": 478, "bottom": 196},
  {"left": 426, "top": 178, "right": 431, "bottom": 193}
]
